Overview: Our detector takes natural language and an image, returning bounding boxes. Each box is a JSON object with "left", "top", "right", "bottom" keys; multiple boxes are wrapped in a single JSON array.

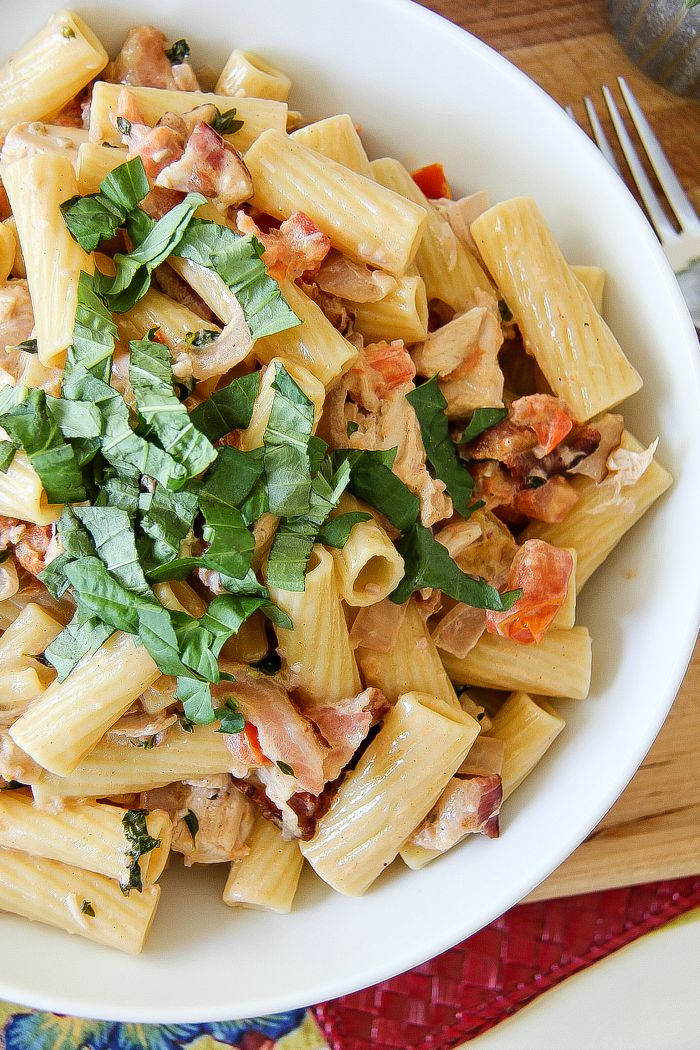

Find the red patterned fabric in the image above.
[{"left": 313, "top": 876, "right": 700, "bottom": 1049}]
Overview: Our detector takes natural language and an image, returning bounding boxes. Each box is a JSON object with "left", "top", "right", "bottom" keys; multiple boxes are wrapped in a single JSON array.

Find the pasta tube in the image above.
[
  {"left": 291, "top": 114, "right": 372, "bottom": 176},
  {"left": 330, "top": 495, "right": 404, "bottom": 607},
  {"left": 74, "top": 141, "right": 127, "bottom": 194},
  {"left": 0, "top": 793, "right": 172, "bottom": 886},
  {"left": 216, "top": 49, "right": 291, "bottom": 102},
  {"left": 240, "top": 359, "right": 325, "bottom": 451},
  {"left": 245, "top": 130, "right": 427, "bottom": 274},
  {"left": 0, "top": 451, "right": 62, "bottom": 526},
  {"left": 223, "top": 816, "right": 303, "bottom": 913},
  {"left": 89, "top": 83, "right": 287, "bottom": 151},
  {"left": 440, "top": 627, "right": 592, "bottom": 699},
  {"left": 9, "top": 633, "right": 160, "bottom": 777},
  {"left": 0, "top": 847, "right": 160, "bottom": 954},
  {"left": 0, "top": 10, "right": 107, "bottom": 138},
  {"left": 0, "top": 603, "right": 63, "bottom": 671},
  {"left": 1, "top": 153, "right": 94, "bottom": 366},
  {"left": 268, "top": 545, "right": 362, "bottom": 707},
  {"left": 572, "top": 264, "right": 606, "bottom": 313},
  {"left": 351, "top": 274, "right": 429, "bottom": 345},
  {"left": 370, "top": 156, "right": 493, "bottom": 308},
  {"left": 356, "top": 597, "right": 459, "bottom": 708},
  {"left": 253, "top": 277, "right": 358, "bottom": 386},
  {"left": 300, "top": 691, "right": 479, "bottom": 895},
  {"left": 471, "top": 197, "right": 642, "bottom": 421},
  {"left": 487, "top": 691, "right": 565, "bottom": 799}
]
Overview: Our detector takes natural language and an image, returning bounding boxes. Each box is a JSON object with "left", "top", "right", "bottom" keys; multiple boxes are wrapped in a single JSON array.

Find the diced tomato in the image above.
[
  {"left": 243, "top": 722, "right": 271, "bottom": 765},
  {"left": 360, "top": 340, "right": 416, "bottom": 397},
  {"left": 510, "top": 394, "right": 574, "bottom": 455},
  {"left": 411, "top": 162, "right": 452, "bottom": 200},
  {"left": 485, "top": 539, "right": 573, "bottom": 644},
  {"left": 150, "top": 326, "right": 169, "bottom": 345}
]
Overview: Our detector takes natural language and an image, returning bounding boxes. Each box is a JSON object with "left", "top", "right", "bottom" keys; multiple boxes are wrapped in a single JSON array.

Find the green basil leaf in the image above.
[
  {"left": 65, "top": 272, "right": 118, "bottom": 384},
  {"left": 44, "top": 605, "right": 113, "bottom": 682},
  {"left": 390, "top": 523, "right": 521, "bottom": 611},
  {"left": 138, "top": 483, "right": 198, "bottom": 569},
  {"left": 172, "top": 220, "right": 300, "bottom": 340},
  {"left": 99, "top": 156, "right": 150, "bottom": 214},
  {"left": 122, "top": 809, "right": 160, "bottom": 894},
  {"left": 333, "top": 447, "right": 420, "bottom": 532},
  {"left": 188, "top": 371, "right": 259, "bottom": 441},
  {"left": 407, "top": 375, "right": 476, "bottom": 517},
  {"left": 164, "top": 38, "right": 190, "bottom": 63},
  {"left": 317, "top": 511, "right": 372, "bottom": 549},
  {"left": 209, "top": 107, "right": 244, "bottom": 135},
  {"left": 60, "top": 193, "right": 124, "bottom": 252},
  {"left": 128, "top": 333, "right": 217, "bottom": 479},
  {"left": 459, "top": 407, "right": 509, "bottom": 445},
  {"left": 263, "top": 364, "right": 315, "bottom": 516},
  {"left": 0, "top": 440, "right": 17, "bottom": 473},
  {"left": 73, "top": 505, "right": 150, "bottom": 594}
]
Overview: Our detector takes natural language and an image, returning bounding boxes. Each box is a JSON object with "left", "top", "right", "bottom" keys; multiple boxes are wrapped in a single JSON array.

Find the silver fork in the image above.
[{"left": 567, "top": 76, "right": 700, "bottom": 331}]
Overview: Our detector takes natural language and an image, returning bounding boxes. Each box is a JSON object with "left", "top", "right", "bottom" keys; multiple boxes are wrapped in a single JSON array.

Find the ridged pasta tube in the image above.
[
  {"left": 300, "top": 691, "right": 479, "bottom": 895},
  {"left": 351, "top": 274, "right": 429, "bottom": 345},
  {"left": 1, "top": 153, "right": 94, "bottom": 366},
  {"left": 9, "top": 633, "right": 160, "bottom": 777},
  {"left": 216, "top": 49, "right": 291, "bottom": 102},
  {"left": 330, "top": 495, "right": 404, "bottom": 607},
  {"left": 0, "top": 10, "right": 108, "bottom": 138},
  {"left": 0, "top": 451, "right": 63, "bottom": 526},
  {"left": 487, "top": 691, "right": 565, "bottom": 799},
  {"left": 223, "top": 816, "right": 303, "bottom": 913},
  {"left": 471, "top": 197, "right": 642, "bottom": 421},
  {"left": 245, "top": 130, "right": 427, "bottom": 275},
  {"left": 291, "top": 114, "right": 372, "bottom": 176}
]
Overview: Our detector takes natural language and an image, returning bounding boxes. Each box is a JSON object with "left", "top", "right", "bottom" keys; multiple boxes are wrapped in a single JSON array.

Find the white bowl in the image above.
[{"left": 1, "top": 0, "right": 699, "bottom": 1024}]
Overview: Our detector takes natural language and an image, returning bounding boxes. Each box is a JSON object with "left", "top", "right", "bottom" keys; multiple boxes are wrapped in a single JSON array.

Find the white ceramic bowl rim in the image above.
[{"left": 0, "top": 0, "right": 699, "bottom": 1023}]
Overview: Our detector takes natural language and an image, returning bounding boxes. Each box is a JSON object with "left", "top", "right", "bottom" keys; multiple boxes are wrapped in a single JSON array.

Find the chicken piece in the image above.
[
  {"left": 142, "top": 776, "right": 255, "bottom": 865},
  {"left": 413, "top": 290, "right": 504, "bottom": 418},
  {"left": 237, "top": 210, "right": 331, "bottom": 281},
  {"left": 569, "top": 413, "right": 624, "bottom": 483},
  {"left": 314, "top": 250, "right": 396, "bottom": 303},
  {"left": 0, "top": 281, "right": 34, "bottom": 353},
  {"left": 346, "top": 339, "right": 416, "bottom": 412},
  {"left": 0, "top": 518, "right": 58, "bottom": 578},
  {"left": 157, "top": 122, "right": 254, "bottom": 208},
  {"left": 107, "top": 26, "right": 199, "bottom": 91}
]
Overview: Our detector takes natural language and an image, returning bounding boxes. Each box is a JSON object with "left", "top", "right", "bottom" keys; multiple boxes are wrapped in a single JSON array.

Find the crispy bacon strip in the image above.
[
  {"left": 411, "top": 773, "right": 503, "bottom": 850},
  {"left": 156, "top": 122, "right": 253, "bottom": 208},
  {"left": 237, "top": 210, "right": 331, "bottom": 281},
  {"left": 485, "top": 539, "right": 573, "bottom": 644}
]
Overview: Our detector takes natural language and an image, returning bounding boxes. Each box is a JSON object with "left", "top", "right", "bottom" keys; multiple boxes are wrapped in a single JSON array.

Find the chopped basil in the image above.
[
  {"left": 251, "top": 652, "right": 281, "bottom": 676},
  {"left": 459, "top": 407, "right": 509, "bottom": 445},
  {"left": 390, "top": 522, "right": 521, "bottom": 611},
  {"left": 215, "top": 696, "right": 245, "bottom": 735},
  {"left": 332, "top": 447, "right": 420, "bottom": 532},
  {"left": 407, "top": 375, "right": 478, "bottom": 517},
  {"left": 14, "top": 338, "right": 38, "bottom": 353},
  {"left": 0, "top": 440, "right": 17, "bottom": 473},
  {"left": 183, "top": 810, "right": 199, "bottom": 843},
  {"left": 185, "top": 328, "right": 219, "bottom": 348},
  {"left": 60, "top": 25, "right": 75, "bottom": 38},
  {"left": 317, "top": 511, "right": 371, "bottom": 549},
  {"left": 81, "top": 900, "right": 95, "bottom": 916},
  {"left": 164, "top": 38, "right": 190, "bottom": 63},
  {"left": 116, "top": 116, "right": 132, "bottom": 136},
  {"left": 209, "top": 107, "right": 244, "bottom": 135},
  {"left": 188, "top": 371, "right": 259, "bottom": 442},
  {"left": 276, "top": 761, "right": 295, "bottom": 776},
  {"left": 61, "top": 157, "right": 150, "bottom": 252},
  {"left": 122, "top": 810, "right": 160, "bottom": 894}
]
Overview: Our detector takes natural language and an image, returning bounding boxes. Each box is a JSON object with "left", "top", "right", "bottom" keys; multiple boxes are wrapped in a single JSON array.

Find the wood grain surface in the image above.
[{"left": 420, "top": 0, "right": 700, "bottom": 898}]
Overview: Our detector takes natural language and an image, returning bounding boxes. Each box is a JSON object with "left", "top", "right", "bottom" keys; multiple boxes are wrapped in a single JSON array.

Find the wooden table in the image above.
[{"left": 420, "top": 0, "right": 700, "bottom": 899}]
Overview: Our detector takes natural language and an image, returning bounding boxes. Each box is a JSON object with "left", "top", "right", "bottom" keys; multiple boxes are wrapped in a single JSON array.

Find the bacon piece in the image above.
[
  {"left": 467, "top": 417, "right": 538, "bottom": 465},
  {"left": 307, "top": 687, "right": 389, "bottom": 782},
  {"left": 237, "top": 210, "right": 331, "bottom": 281},
  {"left": 411, "top": 773, "right": 502, "bottom": 850},
  {"left": 349, "top": 599, "right": 409, "bottom": 654},
  {"left": 215, "top": 670, "right": 328, "bottom": 797},
  {"left": 107, "top": 26, "right": 198, "bottom": 90},
  {"left": 141, "top": 186, "right": 186, "bottom": 220},
  {"left": 511, "top": 475, "right": 579, "bottom": 523},
  {"left": 142, "top": 776, "right": 254, "bottom": 865},
  {"left": 510, "top": 394, "right": 575, "bottom": 455},
  {"left": 507, "top": 424, "right": 601, "bottom": 483},
  {"left": 458, "top": 735, "right": 504, "bottom": 777},
  {"left": 157, "top": 122, "right": 253, "bottom": 208},
  {"left": 125, "top": 122, "right": 185, "bottom": 180},
  {"left": 0, "top": 281, "right": 34, "bottom": 353},
  {"left": 314, "top": 251, "right": 396, "bottom": 303},
  {"left": 486, "top": 539, "right": 573, "bottom": 644}
]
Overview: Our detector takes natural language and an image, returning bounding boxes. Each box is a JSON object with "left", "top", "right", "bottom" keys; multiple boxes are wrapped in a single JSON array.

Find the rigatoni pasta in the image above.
[{"left": 0, "top": 8, "right": 671, "bottom": 957}]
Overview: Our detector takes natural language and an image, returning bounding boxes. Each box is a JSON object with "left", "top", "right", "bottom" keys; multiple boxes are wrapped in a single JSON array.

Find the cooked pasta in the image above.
[{"left": 0, "top": 8, "right": 670, "bottom": 953}]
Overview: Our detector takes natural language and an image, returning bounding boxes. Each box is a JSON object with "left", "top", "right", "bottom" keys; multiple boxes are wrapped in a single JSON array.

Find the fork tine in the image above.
[
  {"left": 617, "top": 76, "right": 700, "bottom": 233},
  {"left": 583, "top": 96, "right": 623, "bottom": 177},
  {"left": 601, "top": 84, "right": 678, "bottom": 244}
]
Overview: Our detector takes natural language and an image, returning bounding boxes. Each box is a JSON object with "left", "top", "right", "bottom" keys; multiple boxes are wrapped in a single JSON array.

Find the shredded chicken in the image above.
[
  {"left": 569, "top": 413, "right": 624, "bottom": 483},
  {"left": 413, "top": 290, "right": 504, "bottom": 418},
  {"left": 435, "top": 190, "right": 490, "bottom": 259},
  {"left": 314, "top": 251, "right": 397, "bottom": 303},
  {"left": 0, "top": 281, "right": 34, "bottom": 353},
  {"left": 141, "top": 776, "right": 255, "bottom": 865}
]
